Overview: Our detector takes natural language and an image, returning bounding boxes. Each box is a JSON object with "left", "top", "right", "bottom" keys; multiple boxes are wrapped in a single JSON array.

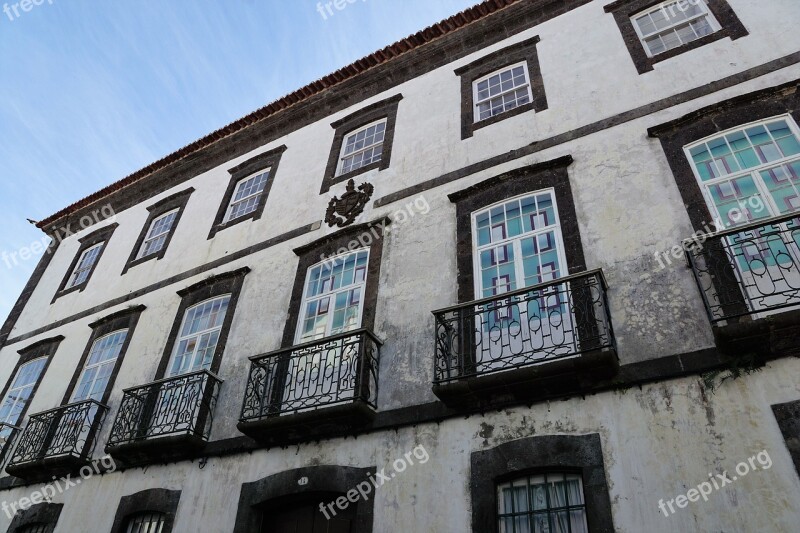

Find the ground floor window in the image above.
[
  {"left": 125, "top": 512, "right": 166, "bottom": 533},
  {"left": 498, "top": 472, "right": 588, "bottom": 533}
]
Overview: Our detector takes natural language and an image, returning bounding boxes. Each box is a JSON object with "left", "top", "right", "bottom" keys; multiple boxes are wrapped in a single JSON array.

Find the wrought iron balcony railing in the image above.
[
  {"left": 240, "top": 329, "right": 381, "bottom": 426},
  {"left": 106, "top": 370, "right": 222, "bottom": 452},
  {"left": 685, "top": 213, "right": 800, "bottom": 324},
  {"left": 6, "top": 400, "right": 107, "bottom": 475},
  {"left": 433, "top": 269, "right": 616, "bottom": 385},
  {"left": 0, "top": 422, "right": 20, "bottom": 468}
]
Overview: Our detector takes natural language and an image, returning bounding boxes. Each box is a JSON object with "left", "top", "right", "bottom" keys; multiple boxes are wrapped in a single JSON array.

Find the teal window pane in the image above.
[
  {"left": 490, "top": 206, "right": 504, "bottom": 225},
  {"left": 746, "top": 125, "right": 770, "bottom": 146},
  {"left": 708, "top": 137, "right": 731, "bottom": 157},
  {"left": 726, "top": 131, "right": 750, "bottom": 151},
  {"left": 734, "top": 148, "right": 760, "bottom": 170},
  {"left": 481, "top": 250, "right": 494, "bottom": 269},
  {"left": 477, "top": 227, "right": 491, "bottom": 246},
  {"left": 690, "top": 145, "right": 711, "bottom": 162},
  {"left": 507, "top": 217, "right": 522, "bottom": 238},
  {"left": 777, "top": 136, "right": 800, "bottom": 157},
  {"left": 476, "top": 212, "right": 490, "bottom": 228},
  {"left": 521, "top": 237, "right": 536, "bottom": 257}
]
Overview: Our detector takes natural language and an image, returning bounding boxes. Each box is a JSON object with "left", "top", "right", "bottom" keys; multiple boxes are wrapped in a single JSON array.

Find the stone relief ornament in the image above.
[{"left": 325, "top": 179, "right": 374, "bottom": 228}]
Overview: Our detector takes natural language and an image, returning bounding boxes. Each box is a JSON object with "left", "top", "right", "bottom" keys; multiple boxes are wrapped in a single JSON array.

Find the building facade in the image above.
[{"left": 0, "top": 0, "right": 799, "bottom": 531}]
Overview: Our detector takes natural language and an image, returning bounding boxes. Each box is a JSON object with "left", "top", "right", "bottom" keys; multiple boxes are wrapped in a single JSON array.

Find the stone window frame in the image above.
[
  {"left": 604, "top": 0, "right": 748, "bottom": 74},
  {"left": 0, "top": 336, "right": 64, "bottom": 427},
  {"left": 448, "top": 156, "right": 585, "bottom": 303},
  {"left": 108, "top": 488, "right": 181, "bottom": 533},
  {"left": 455, "top": 36, "right": 548, "bottom": 140},
  {"left": 52, "top": 223, "right": 118, "bottom": 303},
  {"left": 470, "top": 433, "right": 615, "bottom": 532},
  {"left": 122, "top": 187, "right": 194, "bottom": 274},
  {"left": 321, "top": 95, "right": 403, "bottom": 194},
  {"left": 772, "top": 399, "right": 800, "bottom": 480},
  {"left": 648, "top": 80, "right": 800, "bottom": 232},
  {"left": 6, "top": 502, "right": 63, "bottom": 533},
  {"left": 280, "top": 219, "right": 389, "bottom": 348},
  {"left": 153, "top": 267, "right": 250, "bottom": 379},
  {"left": 61, "top": 305, "right": 146, "bottom": 406},
  {"left": 232, "top": 465, "right": 376, "bottom": 533},
  {"left": 207, "top": 145, "right": 287, "bottom": 239}
]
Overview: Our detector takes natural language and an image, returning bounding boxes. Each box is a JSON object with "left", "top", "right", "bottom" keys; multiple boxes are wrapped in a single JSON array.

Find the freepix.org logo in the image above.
[{"left": 3, "top": 0, "right": 54, "bottom": 22}]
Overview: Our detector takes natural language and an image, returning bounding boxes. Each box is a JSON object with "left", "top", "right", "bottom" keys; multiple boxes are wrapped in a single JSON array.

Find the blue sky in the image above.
[{"left": 0, "top": 0, "right": 476, "bottom": 325}]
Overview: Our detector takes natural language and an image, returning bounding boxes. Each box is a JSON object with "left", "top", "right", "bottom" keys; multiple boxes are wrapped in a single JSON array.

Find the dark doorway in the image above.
[{"left": 260, "top": 492, "right": 356, "bottom": 533}]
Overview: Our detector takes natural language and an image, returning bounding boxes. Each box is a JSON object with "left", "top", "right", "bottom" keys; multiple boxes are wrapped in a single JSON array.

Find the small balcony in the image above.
[
  {"left": 5, "top": 400, "right": 107, "bottom": 480},
  {"left": 106, "top": 370, "right": 222, "bottom": 463},
  {"left": 238, "top": 329, "right": 381, "bottom": 444},
  {"left": 685, "top": 213, "right": 800, "bottom": 356},
  {"left": 432, "top": 269, "right": 617, "bottom": 408}
]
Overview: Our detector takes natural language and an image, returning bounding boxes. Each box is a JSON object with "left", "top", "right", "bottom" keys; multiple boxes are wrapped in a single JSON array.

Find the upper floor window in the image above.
[
  {"left": 455, "top": 36, "right": 547, "bottom": 139},
  {"left": 138, "top": 210, "right": 179, "bottom": 259},
  {"left": 473, "top": 63, "right": 533, "bottom": 123},
  {"left": 66, "top": 243, "right": 103, "bottom": 289},
  {"left": 686, "top": 116, "right": 800, "bottom": 227},
  {"left": 167, "top": 295, "right": 231, "bottom": 377},
  {"left": 338, "top": 120, "right": 386, "bottom": 176},
  {"left": 497, "top": 472, "right": 588, "bottom": 533},
  {"left": 0, "top": 357, "right": 47, "bottom": 425},
  {"left": 297, "top": 250, "right": 369, "bottom": 343},
  {"left": 321, "top": 94, "right": 402, "bottom": 193},
  {"left": 71, "top": 330, "right": 128, "bottom": 402},
  {"left": 124, "top": 512, "right": 166, "bottom": 533},
  {"left": 632, "top": 0, "right": 720, "bottom": 57},
  {"left": 208, "top": 146, "right": 285, "bottom": 238},
  {"left": 53, "top": 223, "right": 118, "bottom": 302},
  {"left": 604, "top": 0, "right": 747, "bottom": 74},
  {"left": 225, "top": 170, "right": 271, "bottom": 223}
]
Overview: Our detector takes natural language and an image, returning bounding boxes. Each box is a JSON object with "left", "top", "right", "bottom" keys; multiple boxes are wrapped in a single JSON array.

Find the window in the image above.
[
  {"left": 497, "top": 473, "right": 588, "bottom": 533},
  {"left": 166, "top": 295, "right": 230, "bottom": 377},
  {"left": 137, "top": 210, "right": 179, "bottom": 259},
  {"left": 53, "top": 223, "right": 117, "bottom": 301},
  {"left": 208, "top": 146, "right": 285, "bottom": 238},
  {"left": 123, "top": 188, "right": 193, "bottom": 274},
  {"left": 632, "top": 0, "right": 720, "bottom": 57},
  {"left": 321, "top": 94, "right": 402, "bottom": 193},
  {"left": 71, "top": 330, "right": 128, "bottom": 402},
  {"left": 0, "top": 358, "right": 47, "bottom": 425},
  {"left": 455, "top": 36, "right": 547, "bottom": 139},
  {"left": 473, "top": 191, "right": 568, "bottom": 299},
  {"left": 18, "top": 525, "right": 52, "bottom": 533},
  {"left": 686, "top": 116, "right": 800, "bottom": 227},
  {"left": 125, "top": 512, "right": 166, "bottom": 533},
  {"left": 66, "top": 243, "right": 103, "bottom": 289},
  {"left": 604, "top": 0, "right": 747, "bottom": 74},
  {"left": 296, "top": 251, "right": 369, "bottom": 343},
  {"left": 473, "top": 63, "right": 533, "bottom": 123},
  {"left": 5, "top": 502, "right": 63, "bottom": 533},
  {"left": 338, "top": 120, "right": 386, "bottom": 176},
  {"left": 225, "top": 171, "right": 271, "bottom": 222}
]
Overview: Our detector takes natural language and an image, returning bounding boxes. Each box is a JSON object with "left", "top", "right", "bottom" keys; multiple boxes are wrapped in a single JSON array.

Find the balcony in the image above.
[
  {"left": 105, "top": 370, "right": 222, "bottom": 463},
  {"left": 432, "top": 269, "right": 617, "bottom": 408},
  {"left": 238, "top": 329, "right": 381, "bottom": 444},
  {"left": 5, "top": 400, "right": 107, "bottom": 480},
  {"left": 685, "top": 213, "right": 800, "bottom": 356}
]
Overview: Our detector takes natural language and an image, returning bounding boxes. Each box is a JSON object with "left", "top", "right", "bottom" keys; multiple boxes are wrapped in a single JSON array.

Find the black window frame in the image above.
[
  {"left": 208, "top": 145, "right": 287, "bottom": 239},
  {"left": 154, "top": 267, "right": 250, "bottom": 379},
  {"left": 470, "top": 433, "right": 614, "bottom": 532},
  {"left": 6, "top": 502, "right": 62, "bottom": 533},
  {"left": 0, "top": 336, "right": 64, "bottom": 427},
  {"left": 122, "top": 188, "right": 194, "bottom": 274},
  {"left": 52, "top": 223, "right": 118, "bottom": 303},
  {"left": 108, "top": 488, "right": 181, "bottom": 533},
  {"left": 455, "top": 35, "right": 548, "bottom": 140},
  {"left": 61, "top": 305, "right": 145, "bottom": 405},
  {"left": 604, "top": 0, "right": 748, "bottom": 74},
  {"left": 321, "top": 95, "right": 403, "bottom": 194}
]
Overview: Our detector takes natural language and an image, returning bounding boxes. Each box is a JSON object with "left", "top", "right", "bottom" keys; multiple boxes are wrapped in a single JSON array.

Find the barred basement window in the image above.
[
  {"left": 473, "top": 62, "right": 533, "bottom": 123},
  {"left": 338, "top": 120, "right": 387, "bottom": 176},
  {"left": 18, "top": 524, "right": 53, "bottom": 533},
  {"left": 225, "top": 170, "right": 272, "bottom": 223},
  {"left": 632, "top": 0, "right": 720, "bottom": 57},
  {"left": 125, "top": 512, "right": 166, "bottom": 533},
  {"left": 497, "top": 472, "right": 588, "bottom": 533},
  {"left": 137, "top": 209, "right": 179, "bottom": 259}
]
